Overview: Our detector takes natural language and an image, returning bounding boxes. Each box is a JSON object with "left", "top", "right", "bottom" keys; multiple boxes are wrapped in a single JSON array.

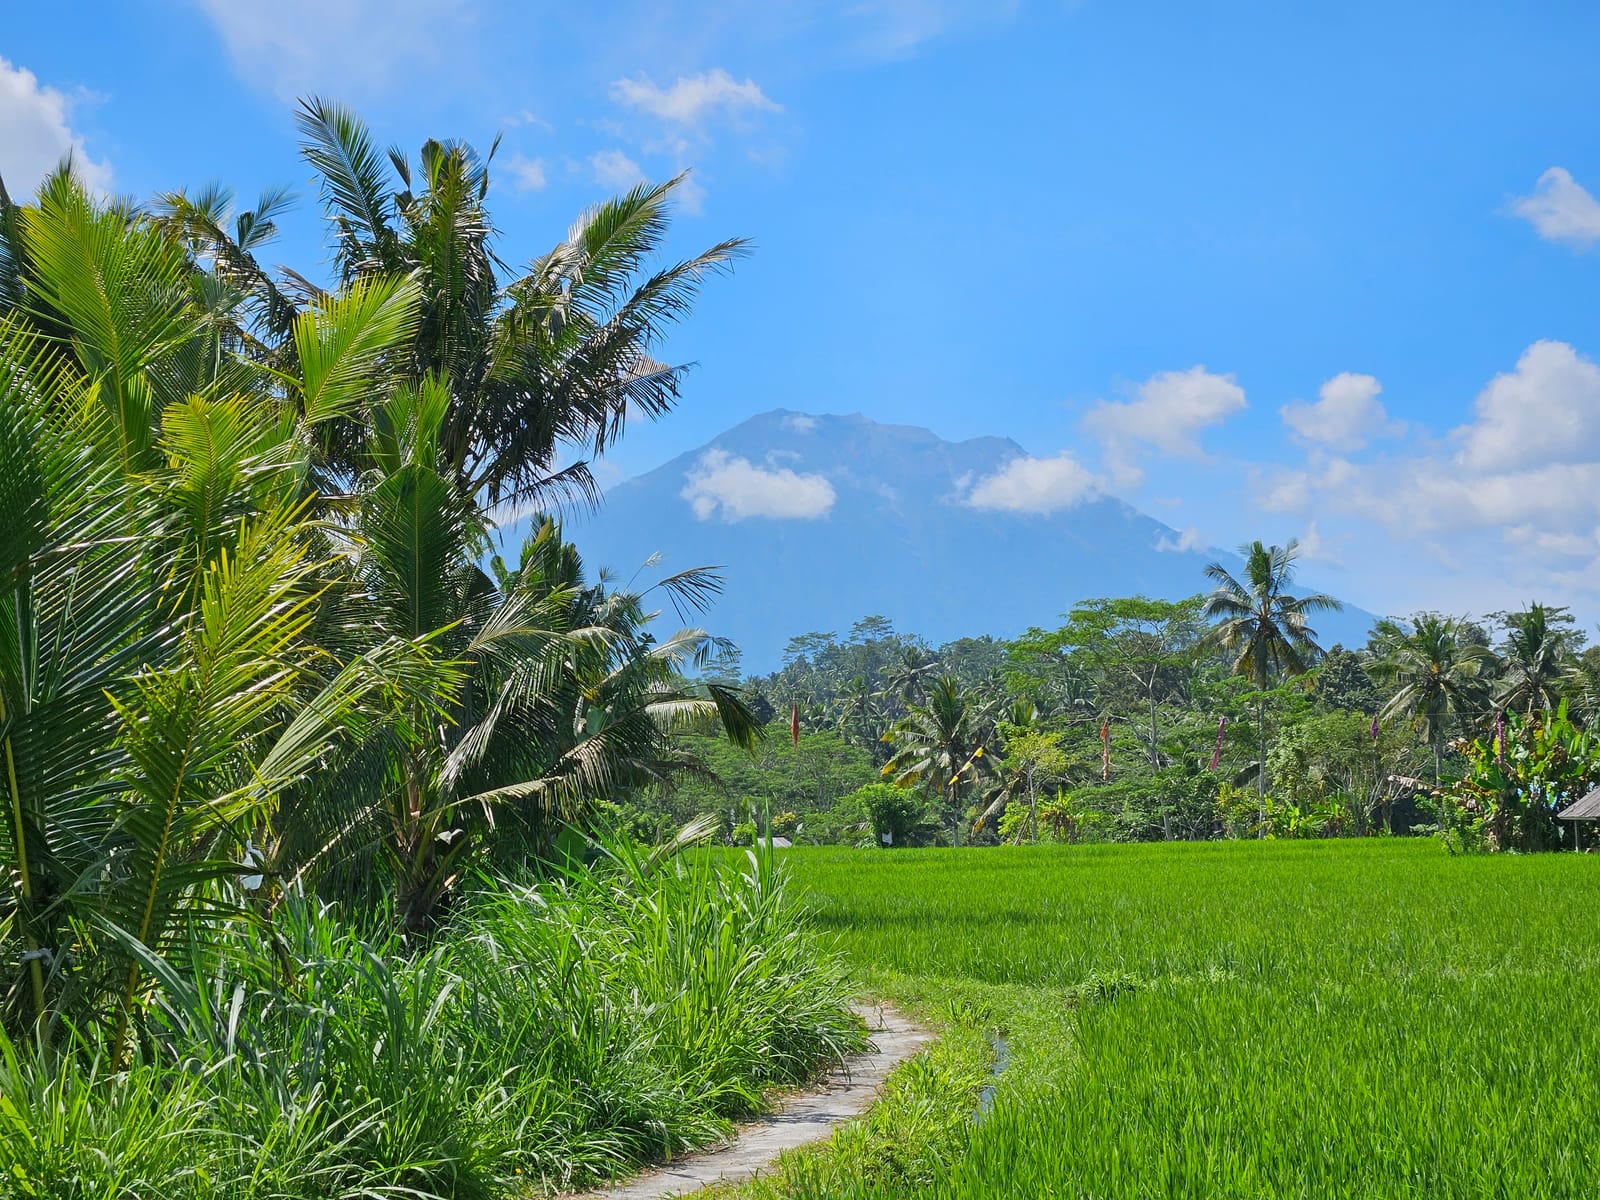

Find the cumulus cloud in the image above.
[
  {"left": 1455, "top": 340, "right": 1600, "bottom": 472},
  {"left": 1281, "top": 373, "right": 1403, "bottom": 452},
  {"left": 590, "top": 148, "right": 643, "bottom": 188},
  {"left": 782, "top": 414, "right": 819, "bottom": 432},
  {"left": 1511, "top": 167, "right": 1600, "bottom": 249},
  {"left": 192, "top": 0, "right": 473, "bottom": 100},
  {"left": 965, "top": 452, "right": 1101, "bottom": 514},
  {"left": 681, "top": 449, "right": 836, "bottom": 521},
  {"left": 1083, "top": 366, "right": 1247, "bottom": 484},
  {"left": 611, "top": 69, "right": 780, "bottom": 126},
  {"left": 1154, "top": 526, "right": 1205, "bottom": 553},
  {"left": 505, "top": 154, "right": 547, "bottom": 192},
  {"left": 0, "top": 56, "right": 112, "bottom": 196},
  {"left": 1258, "top": 341, "right": 1600, "bottom": 593}
]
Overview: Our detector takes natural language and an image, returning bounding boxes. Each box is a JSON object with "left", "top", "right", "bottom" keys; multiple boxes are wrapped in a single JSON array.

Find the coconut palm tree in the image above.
[
  {"left": 268, "top": 378, "right": 758, "bottom": 932},
  {"left": 1367, "top": 614, "right": 1493, "bottom": 784},
  {"left": 0, "top": 178, "right": 443, "bottom": 1045},
  {"left": 1202, "top": 540, "right": 1341, "bottom": 820},
  {"left": 884, "top": 645, "right": 939, "bottom": 709},
  {"left": 883, "top": 676, "right": 992, "bottom": 846},
  {"left": 165, "top": 99, "right": 746, "bottom": 517},
  {"left": 1495, "top": 603, "right": 1573, "bottom": 717}
]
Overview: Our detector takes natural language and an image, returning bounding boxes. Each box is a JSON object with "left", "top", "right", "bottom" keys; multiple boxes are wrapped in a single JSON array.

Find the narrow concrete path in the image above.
[{"left": 578, "top": 1004, "right": 933, "bottom": 1200}]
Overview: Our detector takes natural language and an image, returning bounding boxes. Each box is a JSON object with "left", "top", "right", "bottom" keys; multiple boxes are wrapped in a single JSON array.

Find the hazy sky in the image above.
[{"left": 5, "top": 2, "right": 1599, "bottom": 625}]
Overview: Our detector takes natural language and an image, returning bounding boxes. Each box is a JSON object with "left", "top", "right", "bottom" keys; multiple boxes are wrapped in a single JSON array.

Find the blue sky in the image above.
[{"left": 5, "top": 2, "right": 1600, "bottom": 629}]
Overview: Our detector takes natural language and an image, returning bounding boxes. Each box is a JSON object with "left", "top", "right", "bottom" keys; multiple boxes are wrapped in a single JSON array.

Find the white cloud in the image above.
[
  {"left": 1260, "top": 341, "right": 1600, "bottom": 602},
  {"left": 965, "top": 451, "right": 1101, "bottom": 514},
  {"left": 506, "top": 154, "right": 547, "bottom": 192},
  {"left": 1296, "top": 521, "right": 1342, "bottom": 565},
  {"left": 591, "top": 148, "right": 644, "bottom": 188},
  {"left": 844, "top": 0, "right": 1023, "bottom": 59},
  {"left": 502, "top": 109, "right": 553, "bottom": 132},
  {"left": 1281, "top": 373, "right": 1402, "bottom": 452},
  {"left": 611, "top": 68, "right": 780, "bottom": 126},
  {"left": 782, "top": 414, "right": 818, "bottom": 432},
  {"left": 191, "top": 0, "right": 473, "bottom": 100},
  {"left": 1511, "top": 167, "right": 1600, "bottom": 249},
  {"left": 1155, "top": 526, "right": 1205, "bottom": 553},
  {"left": 681, "top": 449, "right": 836, "bottom": 521},
  {"left": 1455, "top": 340, "right": 1600, "bottom": 472},
  {"left": 1083, "top": 365, "right": 1247, "bottom": 484},
  {"left": 0, "top": 57, "right": 112, "bottom": 196}
]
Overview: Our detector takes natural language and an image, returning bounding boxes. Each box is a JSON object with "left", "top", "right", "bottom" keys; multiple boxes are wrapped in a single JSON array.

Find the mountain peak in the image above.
[{"left": 572, "top": 412, "right": 1371, "bottom": 669}]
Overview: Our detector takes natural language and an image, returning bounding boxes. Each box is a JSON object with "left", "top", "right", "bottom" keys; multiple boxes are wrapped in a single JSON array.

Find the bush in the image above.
[{"left": 0, "top": 836, "right": 864, "bottom": 1199}]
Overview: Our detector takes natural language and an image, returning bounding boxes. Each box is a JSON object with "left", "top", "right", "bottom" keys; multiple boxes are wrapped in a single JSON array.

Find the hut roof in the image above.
[{"left": 1558, "top": 787, "right": 1600, "bottom": 821}]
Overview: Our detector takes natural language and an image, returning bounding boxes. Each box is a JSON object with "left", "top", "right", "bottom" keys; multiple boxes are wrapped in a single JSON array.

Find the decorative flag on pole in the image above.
[
  {"left": 790, "top": 704, "right": 800, "bottom": 748},
  {"left": 1495, "top": 711, "right": 1505, "bottom": 766},
  {"left": 1100, "top": 718, "right": 1111, "bottom": 781},
  {"left": 1210, "top": 716, "right": 1227, "bottom": 771},
  {"left": 1370, "top": 714, "right": 1380, "bottom": 741}
]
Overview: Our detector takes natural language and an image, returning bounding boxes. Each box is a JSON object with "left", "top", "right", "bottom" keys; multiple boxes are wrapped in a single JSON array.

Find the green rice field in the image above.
[{"left": 725, "top": 841, "right": 1600, "bottom": 1199}]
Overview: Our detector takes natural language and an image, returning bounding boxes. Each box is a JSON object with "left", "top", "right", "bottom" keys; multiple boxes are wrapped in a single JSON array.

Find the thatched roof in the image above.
[{"left": 1558, "top": 787, "right": 1600, "bottom": 821}]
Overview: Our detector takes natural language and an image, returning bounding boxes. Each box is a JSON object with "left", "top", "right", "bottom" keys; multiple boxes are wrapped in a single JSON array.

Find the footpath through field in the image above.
[{"left": 578, "top": 1005, "right": 931, "bottom": 1200}]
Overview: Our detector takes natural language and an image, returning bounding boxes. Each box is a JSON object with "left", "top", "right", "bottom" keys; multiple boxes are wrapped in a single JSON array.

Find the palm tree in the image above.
[
  {"left": 1202, "top": 540, "right": 1341, "bottom": 822},
  {"left": 883, "top": 676, "right": 991, "bottom": 845},
  {"left": 0, "top": 178, "right": 440, "bottom": 1045},
  {"left": 1496, "top": 604, "right": 1572, "bottom": 716},
  {"left": 270, "top": 378, "right": 757, "bottom": 932},
  {"left": 1367, "top": 614, "right": 1493, "bottom": 783},
  {"left": 884, "top": 645, "right": 939, "bottom": 709},
  {"left": 166, "top": 99, "right": 746, "bottom": 517}
]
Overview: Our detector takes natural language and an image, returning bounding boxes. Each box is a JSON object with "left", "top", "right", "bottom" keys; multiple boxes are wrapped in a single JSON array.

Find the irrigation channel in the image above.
[{"left": 580, "top": 1005, "right": 950, "bottom": 1198}]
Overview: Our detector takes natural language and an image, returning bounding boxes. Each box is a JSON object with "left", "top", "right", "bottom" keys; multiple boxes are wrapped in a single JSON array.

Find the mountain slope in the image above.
[{"left": 564, "top": 410, "right": 1375, "bottom": 671}]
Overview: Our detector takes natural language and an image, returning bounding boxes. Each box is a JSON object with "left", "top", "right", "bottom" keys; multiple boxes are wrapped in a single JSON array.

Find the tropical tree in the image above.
[
  {"left": 883, "top": 676, "right": 992, "bottom": 845},
  {"left": 167, "top": 98, "right": 746, "bottom": 517},
  {"left": 884, "top": 645, "right": 939, "bottom": 708},
  {"left": 1201, "top": 540, "right": 1341, "bottom": 818},
  {"left": 1367, "top": 613, "right": 1493, "bottom": 783},
  {"left": 0, "top": 179, "right": 445, "bottom": 1045},
  {"left": 1034, "top": 596, "right": 1203, "bottom": 770},
  {"left": 1494, "top": 603, "right": 1575, "bottom": 717},
  {"left": 975, "top": 705, "right": 1070, "bottom": 843}
]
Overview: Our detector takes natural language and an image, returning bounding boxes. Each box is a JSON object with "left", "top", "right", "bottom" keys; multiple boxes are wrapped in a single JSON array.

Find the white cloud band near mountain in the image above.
[
  {"left": 1083, "top": 365, "right": 1247, "bottom": 486},
  {"left": 964, "top": 451, "right": 1100, "bottom": 514},
  {"left": 681, "top": 449, "right": 836, "bottom": 521}
]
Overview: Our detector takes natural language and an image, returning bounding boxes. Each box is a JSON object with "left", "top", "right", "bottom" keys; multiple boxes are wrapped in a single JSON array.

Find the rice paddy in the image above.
[{"left": 725, "top": 840, "right": 1600, "bottom": 1199}]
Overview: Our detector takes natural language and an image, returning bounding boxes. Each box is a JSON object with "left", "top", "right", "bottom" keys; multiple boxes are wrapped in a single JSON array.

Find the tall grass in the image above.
[
  {"left": 762, "top": 841, "right": 1600, "bottom": 1199},
  {"left": 0, "top": 838, "right": 862, "bottom": 1199}
]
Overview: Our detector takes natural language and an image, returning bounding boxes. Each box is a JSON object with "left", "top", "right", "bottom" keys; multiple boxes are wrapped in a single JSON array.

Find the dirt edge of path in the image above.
[{"left": 575, "top": 1003, "right": 934, "bottom": 1200}]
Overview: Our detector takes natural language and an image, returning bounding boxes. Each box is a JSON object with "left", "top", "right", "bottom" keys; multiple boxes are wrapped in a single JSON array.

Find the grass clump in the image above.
[{"left": 0, "top": 839, "right": 863, "bottom": 1199}]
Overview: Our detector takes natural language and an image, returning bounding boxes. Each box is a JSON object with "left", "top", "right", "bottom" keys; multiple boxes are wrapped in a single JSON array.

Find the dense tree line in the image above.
[{"left": 654, "top": 544, "right": 1600, "bottom": 851}]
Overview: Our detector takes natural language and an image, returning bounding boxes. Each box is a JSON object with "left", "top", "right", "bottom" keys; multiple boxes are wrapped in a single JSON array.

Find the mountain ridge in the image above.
[{"left": 566, "top": 409, "right": 1375, "bottom": 671}]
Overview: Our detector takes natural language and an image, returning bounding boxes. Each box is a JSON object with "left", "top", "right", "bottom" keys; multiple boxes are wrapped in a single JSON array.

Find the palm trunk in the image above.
[
  {"left": 1257, "top": 692, "right": 1267, "bottom": 837},
  {"left": 2, "top": 689, "right": 47, "bottom": 1029}
]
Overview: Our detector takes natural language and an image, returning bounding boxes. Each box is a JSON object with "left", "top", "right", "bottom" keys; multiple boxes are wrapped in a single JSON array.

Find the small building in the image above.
[{"left": 1557, "top": 786, "right": 1600, "bottom": 850}]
